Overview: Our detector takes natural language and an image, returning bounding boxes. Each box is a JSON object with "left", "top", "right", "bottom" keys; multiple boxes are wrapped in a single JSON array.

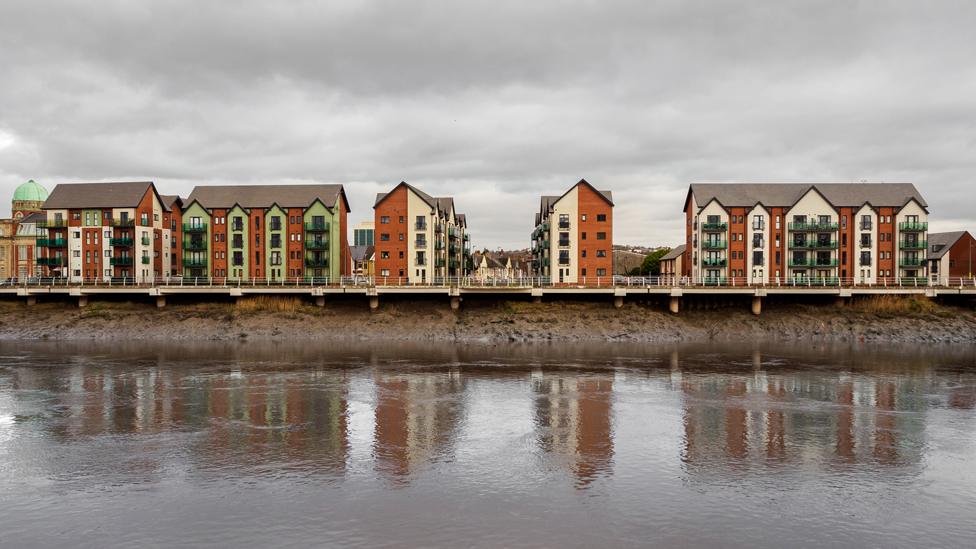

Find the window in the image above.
[
  {"left": 399, "top": 216, "right": 405, "bottom": 224},
  {"left": 581, "top": 214, "right": 587, "bottom": 222},
  {"left": 415, "top": 216, "right": 427, "bottom": 230},
  {"left": 596, "top": 214, "right": 606, "bottom": 222},
  {"left": 596, "top": 232, "right": 607, "bottom": 240},
  {"left": 596, "top": 250, "right": 607, "bottom": 257},
  {"left": 271, "top": 234, "right": 281, "bottom": 248},
  {"left": 581, "top": 232, "right": 587, "bottom": 240},
  {"left": 753, "top": 215, "right": 764, "bottom": 230},
  {"left": 270, "top": 216, "right": 282, "bottom": 231},
  {"left": 753, "top": 251, "right": 764, "bottom": 265},
  {"left": 558, "top": 214, "right": 570, "bottom": 229},
  {"left": 596, "top": 268, "right": 606, "bottom": 276},
  {"left": 380, "top": 251, "right": 390, "bottom": 259},
  {"left": 380, "top": 233, "right": 390, "bottom": 241}
]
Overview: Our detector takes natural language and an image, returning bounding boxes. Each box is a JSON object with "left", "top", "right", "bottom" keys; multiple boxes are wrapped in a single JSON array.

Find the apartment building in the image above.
[
  {"left": 181, "top": 184, "right": 350, "bottom": 281},
  {"left": 373, "top": 182, "right": 470, "bottom": 283},
  {"left": 531, "top": 179, "right": 613, "bottom": 283},
  {"left": 160, "top": 195, "right": 184, "bottom": 276},
  {"left": 37, "top": 181, "right": 175, "bottom": 283},
  {"left": 682, "top": 183, "right": 929, "bottom": 285},
  {"left": 928, "top": 231, "right": 975, "bottom": 281}
]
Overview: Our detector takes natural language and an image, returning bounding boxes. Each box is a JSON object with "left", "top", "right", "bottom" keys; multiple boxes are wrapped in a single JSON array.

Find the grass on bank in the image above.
[
  {"left": 851, "top": 295, "right": 943, "bottom": 317},
  {"left": 235, "top": 296, "right": 304, "bottom": 313}
]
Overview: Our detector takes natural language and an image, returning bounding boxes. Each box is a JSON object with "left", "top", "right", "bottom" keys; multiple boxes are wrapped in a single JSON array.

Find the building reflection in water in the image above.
[
  {"left": 15, "top": 363, "right": 350, "bottom": 479},
  {"left": 677, "top": 349, "right": 937, "bottom": 474},
  {"left": 532, "top": 370, "right": 614, "bottom": 488},
  {"left": 373, "top": 369, "right": 465, "bottom": 482}
]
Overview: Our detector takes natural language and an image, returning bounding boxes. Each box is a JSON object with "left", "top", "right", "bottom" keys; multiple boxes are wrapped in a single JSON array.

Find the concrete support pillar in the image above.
[
  {"left": 369, "top": 296, "right": 379, "bottom": 311},
  {"left": 78, "top": 296, "right": 88, "bottom": 308},
  {"left": 450, "top": 296, "right": 461, "bottom": 311},
  {"left": 613, "top": 296, "right": 624, "bottom": 309},
  {"left": 751, "top": 296, "right": 762, "bottom": 316},
  {"left": 315, "top": 296, "right": 326, "bottom": 307},
  {"left": 669, "top": 296, "right": 680, "bottom": 314},
  {"left": 25, "top": 296, "right": 36, "bottom": 307},
  {"left": 156, "top": 296, "right": 166, "bottom": 308}
]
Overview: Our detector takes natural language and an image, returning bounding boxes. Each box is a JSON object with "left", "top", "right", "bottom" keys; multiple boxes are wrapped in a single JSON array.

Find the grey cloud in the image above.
[{"left": 1, "top": 0, "right": 975, "bottom": 249}]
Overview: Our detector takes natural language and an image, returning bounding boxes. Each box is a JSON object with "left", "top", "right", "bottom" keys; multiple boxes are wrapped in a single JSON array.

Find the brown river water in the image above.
[{"left": 1, "top": 341, "right": 975, "bottom": 548}]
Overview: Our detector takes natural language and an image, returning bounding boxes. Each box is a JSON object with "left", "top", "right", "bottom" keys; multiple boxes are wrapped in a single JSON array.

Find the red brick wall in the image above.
[
  {"left": 729, "top": 207, "right": 746, "bottom": 284},
  {"left": 287, "top": 207, "right": 303, "bottom": 278},
  {"left": 877, "top": 207, "right": 894, "bottom": 278},
  {"left": 212, "top": 209, "right": 227, "bottom": 278},
  {"left": 948, "top": 232, "right": 976, "bottom": 277},
  {"left": 577, "top": 184, "right": 613, "bottom": 280},
  {"left": 771, "top": 207, "right": 786, "bottom": 281},
  {"left": 374, "top": 185, "right": 408, "bottom": 281}
]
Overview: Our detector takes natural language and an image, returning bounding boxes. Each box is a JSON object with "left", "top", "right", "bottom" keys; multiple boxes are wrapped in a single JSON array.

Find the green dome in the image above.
[{"left": 13, "top": 179, "right": 48, "bottom": 202}]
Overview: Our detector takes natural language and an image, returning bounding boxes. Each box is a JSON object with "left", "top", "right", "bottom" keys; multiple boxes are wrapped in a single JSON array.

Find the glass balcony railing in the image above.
[
  {"left": 701, "top": 222, "right": 727, "bottom": 231},
  {"left": 899, "top": 240, "right": 927, "bottom": 250},
  {"left": 110, "top": 238, "right": 133, "bottom": 247},
  {"left": 141, "top": 256, "right": 151, "bottom": 265},
  {"left": 701, "top": 258, "right": 726, "bottom": 267},
  {"left": 304, "top": 222, "right": 329, "bottom": 232},
  {"left": 898, "top": 221, "right": 928, "bottom": 232},
  {"left": 183, "top": 258, "right": 207, "bottom": 268},
  {"left": 790, "top": 241, "right": 838, "bottom": 250},
  {"left": 113, "top": 218, "right": 136, "bottom": 227},
  {"left": 37, "top": 219, "right": 67, "bottom": 229},
  {"left": 304, "top": 257, "right": 328, "bottom": 268},
  {"left": 37, "top": 257, "right": 67, "bottom": 266},
  {"left": 788, "top": 259, "right": 839, "bottom": 267},
  {"left": 899, "top": 258, "right": 925, "bottom": 267},
  {"left": 141, "top": 236, "right": 151, "bottom": 246},
  {"left": 701, "top": 241, "right": 728, "bottom": 250},
  {"left": 110, "top": 257, "right": 134, "bottom": 266},
  {"left": 788, "top": 222, "right": 839, "bottom": 231},
  {"left": 183, "top": 223, "right": 208, "bottom": 233},
  {"left": 306, "top": 240, "right": 329, "bottom": 250},
  {"left": 183, "top": 240, "right": 207, "bottom": 251},
  {"left": 36, "top": 238, "right": 68, "bottom": 247}
]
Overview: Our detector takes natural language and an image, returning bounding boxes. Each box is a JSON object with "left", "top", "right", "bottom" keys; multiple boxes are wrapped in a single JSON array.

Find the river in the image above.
[{"left": 1, "top": 341, "right": 975, "bottom": 548}]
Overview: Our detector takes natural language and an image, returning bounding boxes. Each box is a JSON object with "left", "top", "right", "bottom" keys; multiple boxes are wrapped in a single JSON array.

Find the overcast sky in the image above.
[{"left": 1, "top": 1, "right": 974, "bottom": 249}]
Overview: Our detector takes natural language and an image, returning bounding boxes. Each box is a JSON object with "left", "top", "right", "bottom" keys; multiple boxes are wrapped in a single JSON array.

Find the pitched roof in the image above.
[
  {"left": 539, "top": 179, "right": 614, "bottom": 216},
  {"left": 660, "top": 244, "right": 687, "bottom": 261},
  {"left": 42, "top": 181, "right": 157, "bottom": 209},
  {"left": 187, "top": 184, "right": 346, "bottom": 210},
  {"left": 374, "top": 182, "right": 438, "bottom": 209},
  {"left": 159, "top": 194, "right": 183, "bottom": 212},
  {"left": 350, "top": 244, "right": 374, "bottom": 262},
  {"left": 19, "top": 212, "right": 46, "bottom": 224},
  {"left": 686, "top": 183, "right": 927, "bottom": 212},
  {"left": 928, "top": 231, "right": 969, "bottom": 259}
]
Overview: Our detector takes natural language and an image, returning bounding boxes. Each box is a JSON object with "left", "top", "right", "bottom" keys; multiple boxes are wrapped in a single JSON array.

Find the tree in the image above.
[{"left": 636, "top": 248, "right": 671, "bottom": 276}]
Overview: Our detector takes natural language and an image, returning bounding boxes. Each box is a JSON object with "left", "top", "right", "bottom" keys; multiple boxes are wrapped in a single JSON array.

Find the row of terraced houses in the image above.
[{"left": 22, "top": 178, "right": 973, "bottom": 285}]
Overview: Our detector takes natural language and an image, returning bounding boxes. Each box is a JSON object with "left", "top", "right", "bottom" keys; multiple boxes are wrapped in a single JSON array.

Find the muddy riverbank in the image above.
[{"left": 1, "top": 295, "right": 974, "bottom": 344}]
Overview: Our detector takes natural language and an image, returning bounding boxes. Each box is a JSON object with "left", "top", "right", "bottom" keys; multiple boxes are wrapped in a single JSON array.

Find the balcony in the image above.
[
  {"left": 414, "top": 241, "right": 427, "bottom": 249},
  {"left": 435, "top": 259, "right": 446, "bottom": 268},
  {"left": 702, "top": 258, "right": 726, "bottom": 267},
  {"left": 36, "top": 238, "right": 68, "bottom": 247},
  {"left": 414, "top": 222, "right": 427, "bottom": 231},
  {"left": 304, "top": 221, "right": 329, "bottom": 232},
  {"left": 790, "top": 240, "right": 838, "bottom": 250},
  {"left": 305, "top": 257, "right": 329, "bottom": 268},
  {"left": 110, "top": 237, "right": 133, "bottom": 247},
  {"left": 702, "top": 277, "right": 727, "bottom": 286},
  {"left": 141, "top": 256, "right": 151, "bottom": 265},
  {"left": 37, "top": 219, "right": 67, "bottom": 229},
  {"left": 789, "top": 259, "right": 839, "bottom": 267},
  {"left": 435, "top": 224, "right": 444, "bottom": 234},
  {"left": 701, "top": 222, "right": 727, "bottom": 231},
  {"left": 701, "top": 241, "right": 727, "bottom": 250},
  {"left": 306, "top": 240, "right": 329, "bottom": 251},
  {"left": 110, "top": 257, "right": 134, "bottom": 266},
  {"left": 37, "top": 257, "right": 67, "bottom": 266},
  {"left": 435, "top": 241, "right": 445, "bottom": 250},
  {"left": 899, "top": 258, "right": 925, "bottom": 267},
  {"left": 183, "top": 223, "right": 208, "bottom": 233},
  {"left": 899, "top": 240, "right": 927, "bottom": 250},
  {"left": 788, "top": 221, "right": 839, "bottom": 231},
  {"left": 898, "top": 221, "right": 928, "bottom": 232},
  {"left": 141, "top": 236, "right": 151, "bottom": 246},
  {"left": 183, "top": 240, "right": 207, "bottom": 251},
  {"left": 183, "top": 258, "right": 207, "bottom": 268},
  {"left": 463, "top": 233, "right": 470, "bottom": 242},
  {"left": 113, "top": 218, "right": 136, "bottom": 227}
]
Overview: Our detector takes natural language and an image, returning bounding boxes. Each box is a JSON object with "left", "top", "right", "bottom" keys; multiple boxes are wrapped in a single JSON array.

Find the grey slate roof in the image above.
[
  {"left": 374, "top": 182, "right": 437, "bottom": 209},
  {"left": 350, "top": 245, "right": 374, "bottom": 262},
  {"left": 19, "top": 212, "right": 46, "bottom": 224},
  {"left": 538, "top": 180, "right": 614, "bottom": 218},
  {"left": 928, "top": 231, "right": 968, "bottom": 259},
  {"left": 660, "top": 244, "right": 687, "bottom": 261},
  {"left": 43, "top": 182, "right": 156, "bottom": 209},
  {"left": 187, "top": 184, "right": 345, "bottom": 210},
  {"left": 159, "top": 194, "right": 183, "bottom": 212},
  {"left": 687, "top": 183, "right": 927, "bottom": 211}
]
